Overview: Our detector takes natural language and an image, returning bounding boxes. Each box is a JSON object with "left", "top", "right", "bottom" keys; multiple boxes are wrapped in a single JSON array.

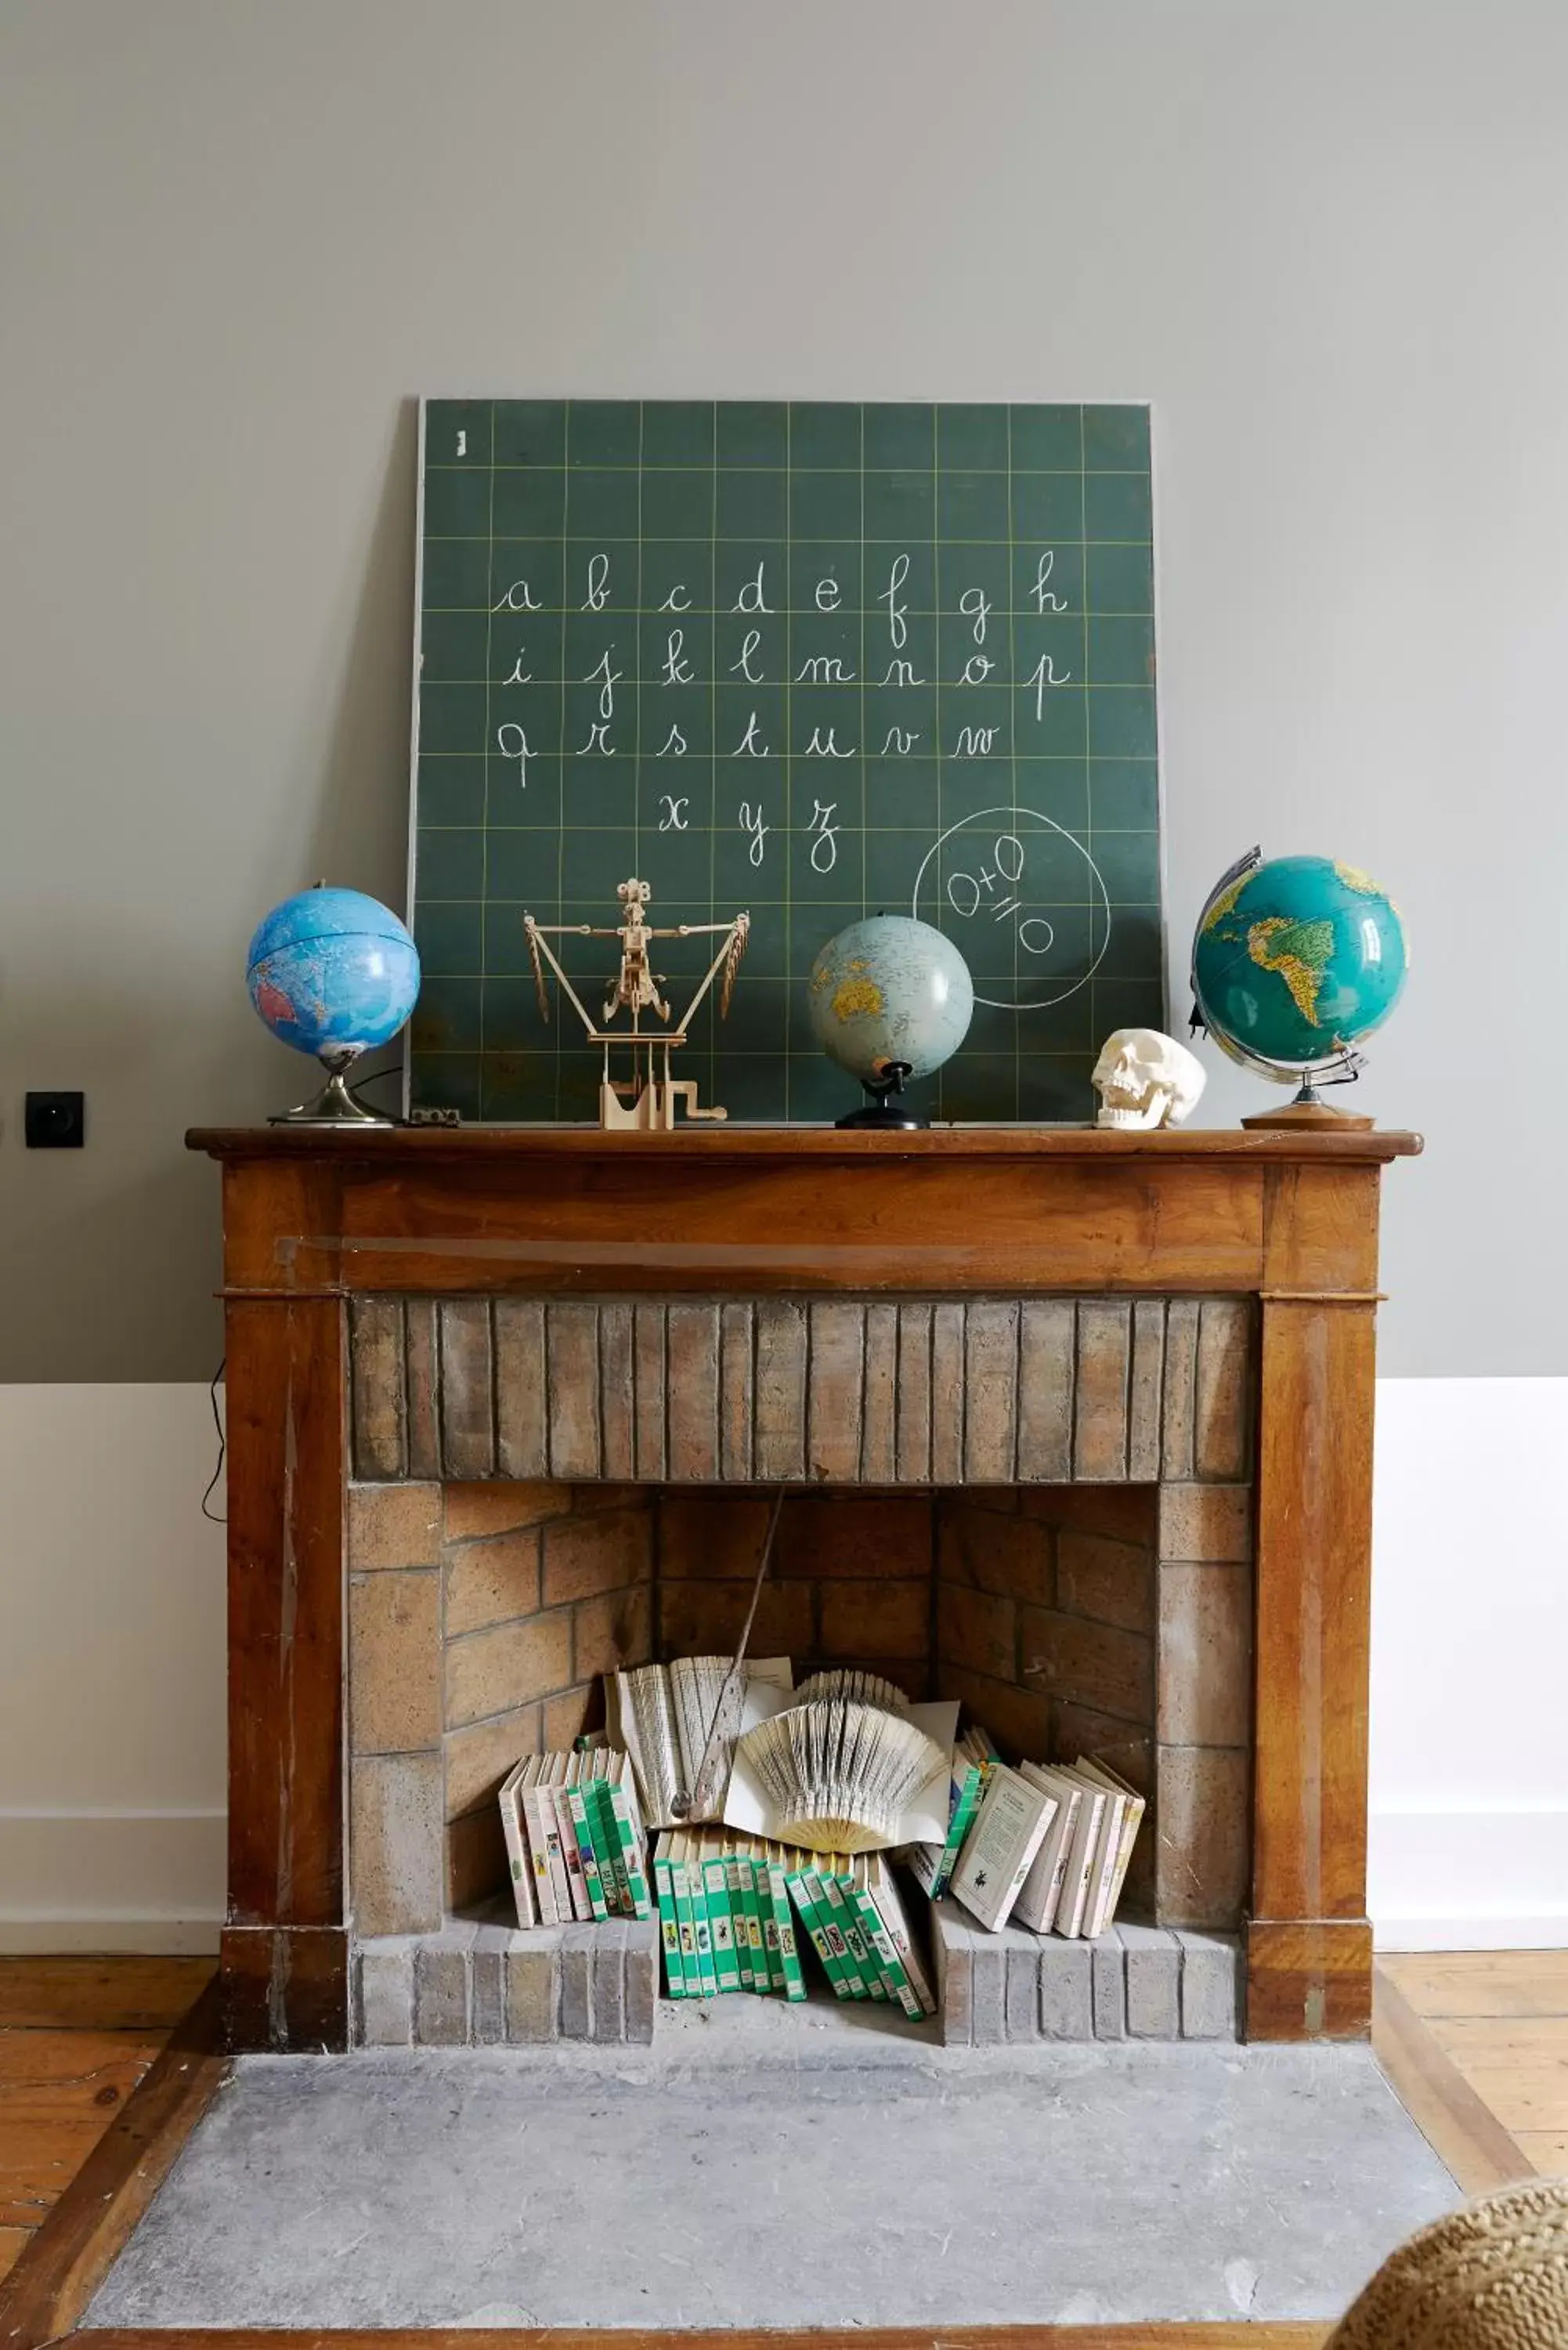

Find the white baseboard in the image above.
[
  {"left": 0, "top": 1810, "right": 225, "bottom": 1954},
  {"left": 1370, "top": 1804, "right": 1568, "bottom": 1951}
]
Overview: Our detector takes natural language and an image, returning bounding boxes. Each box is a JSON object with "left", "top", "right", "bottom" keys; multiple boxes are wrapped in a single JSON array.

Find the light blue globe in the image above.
[
  {"left": 807, "top": 915, "right": 974, "bottom": 1082},
  {"left": 247, "top": 887, "right": 421, "bottom": 1058}
]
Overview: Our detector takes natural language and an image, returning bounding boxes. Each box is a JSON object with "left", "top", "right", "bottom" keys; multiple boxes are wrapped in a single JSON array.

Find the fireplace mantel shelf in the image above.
[{"left": 189, "top": 1123, "right": 1422, "bottom": 1164}]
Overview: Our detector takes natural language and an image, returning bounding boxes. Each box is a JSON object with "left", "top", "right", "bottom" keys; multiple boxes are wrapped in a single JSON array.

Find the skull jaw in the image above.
[{"left": 1096, "top": 1084, "right": 1176, "bottom": 1130}]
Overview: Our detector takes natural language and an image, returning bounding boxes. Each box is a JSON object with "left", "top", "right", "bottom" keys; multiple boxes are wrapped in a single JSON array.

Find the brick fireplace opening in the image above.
[{"left": 349, "top": 1475, "right": 1253, "bottom": 1950}]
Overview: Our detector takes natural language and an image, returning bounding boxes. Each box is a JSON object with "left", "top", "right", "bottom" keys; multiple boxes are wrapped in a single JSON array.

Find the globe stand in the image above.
[
  {"left": 1241, "top": 1073, "right": 1373, "bottom": 1133},
  {"left": 271, "top": 1047, "right": 396, "bottom": 1128},
  {"left": 836, "top": 1061, "right": 925, "bottom": 1132}
]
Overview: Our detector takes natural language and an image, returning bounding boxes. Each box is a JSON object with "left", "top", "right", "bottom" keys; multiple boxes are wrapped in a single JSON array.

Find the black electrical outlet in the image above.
[{"left": 25, "top": 1090, "right": 85, "bottom": 1148}]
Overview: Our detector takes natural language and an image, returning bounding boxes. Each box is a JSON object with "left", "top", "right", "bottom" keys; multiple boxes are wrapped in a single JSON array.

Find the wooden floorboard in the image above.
[
  {"left": 74, "top": 2330, "right": 1333, "bottom": 2349},
  {"left": 0, "top": 1958, "right": 213, "bottom": 2034},
  {"left": 1379, "top": 1950, "right": 1568, "bottom": 2021},
  {"left": 1424, "top": 2015, "right": 1568, "bottom": 2134},
  {"left": 1370, "top": 1966, "right": 1535, "bottom": 2195},
  {"left": 0, "top": 2029, "right": 168, "bottom": 2229},
  {"left": 0, "top": 1980, "right": 225, "bottom": 2350}
]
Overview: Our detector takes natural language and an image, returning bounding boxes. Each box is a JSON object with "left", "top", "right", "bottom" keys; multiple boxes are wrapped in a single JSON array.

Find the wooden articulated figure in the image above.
[{"left": 524, "top": 878, "right": 750, "bottom": 1130}]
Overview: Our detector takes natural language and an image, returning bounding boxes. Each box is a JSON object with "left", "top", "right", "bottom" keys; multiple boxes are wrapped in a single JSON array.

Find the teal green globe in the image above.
[
  {"left": 1192, "top": 852, "right": 1408, "bottom": 1081},
  {"left": 807, "top": 915, "right": 974, "bottom": 1083}
]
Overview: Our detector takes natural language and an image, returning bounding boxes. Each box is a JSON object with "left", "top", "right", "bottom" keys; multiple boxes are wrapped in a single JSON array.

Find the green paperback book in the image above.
[
  {"left": 747, "top": 1842, "right": 775, "bottom": 1993},
  {"left": 786, "top": 1858, "right": 851, "bottom": 1998},
  {"left": 674, "top": 1830, "right": 714, "bottom": 1996},
  {"left": 766, "top": 1848, "right": 807, "bottom": 2001},
  {"left": 652, "top": 1832, "right": 685, "bottom": 1998},
  {"left": 563, "top": 1784, "right": 610, "bottom": 1922},
  {"left": 587, "top": 1782, "right": 628, "bottom": 1916},
  {"left": 671, "top": 1831, "right": 710, "bottom": 1997},
  {"left": 703, "top": 1838, "right": 741, "bottom": 1992},
  {"left": 724, "top": 1843, "right": 753, "bottom": 1991},
  {"left": 602, "top": 1776, "right": 652, "bottom": 1920},
  {"left": 804, "top": 1861, "right": 865, "bottom": 1998},
  {"left": 823, "top": 1868, "right": 883, "bottom": 1998}
]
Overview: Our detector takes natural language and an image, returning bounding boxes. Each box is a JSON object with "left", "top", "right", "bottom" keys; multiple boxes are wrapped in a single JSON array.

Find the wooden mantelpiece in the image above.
[{"left": 190, "top": 1124, "right": 1420, "bottom": 2052}]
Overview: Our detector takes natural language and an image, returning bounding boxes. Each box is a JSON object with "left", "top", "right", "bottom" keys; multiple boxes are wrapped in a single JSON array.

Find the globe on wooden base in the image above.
[{"left": 1190, "top": 851, "right": 1408, "bottom": 1130}]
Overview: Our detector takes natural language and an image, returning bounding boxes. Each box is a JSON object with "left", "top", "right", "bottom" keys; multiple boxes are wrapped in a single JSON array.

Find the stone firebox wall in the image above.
[
  {"left": 343, "top": 1289, "right": 1255, "bottom": 1966},
  {"left": 346, "top": 1477, "right": 1253, "bottom": 1940}
]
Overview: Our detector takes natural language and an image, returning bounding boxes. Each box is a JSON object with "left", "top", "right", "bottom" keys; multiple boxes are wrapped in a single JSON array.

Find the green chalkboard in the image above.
[{"left": 409, "top": 398, "right": 1164, "bottom": 1123}]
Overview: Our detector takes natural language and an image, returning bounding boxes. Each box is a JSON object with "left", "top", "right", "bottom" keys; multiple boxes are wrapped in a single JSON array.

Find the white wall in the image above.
[
  {"left": 2, "top": 1377, "right": 1562, "bottom": 1951},
  {"left": 0, "top": 1386, "right": 226, "bottom": 1949},
  {"left": 1369, "top": 1381, "right": 1568, "bottom": 1948}
]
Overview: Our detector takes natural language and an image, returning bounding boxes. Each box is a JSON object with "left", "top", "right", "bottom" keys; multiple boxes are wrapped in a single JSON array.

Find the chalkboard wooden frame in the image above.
[{"left": 406, "top": 398, "right": 1165, "bottom": 1124}]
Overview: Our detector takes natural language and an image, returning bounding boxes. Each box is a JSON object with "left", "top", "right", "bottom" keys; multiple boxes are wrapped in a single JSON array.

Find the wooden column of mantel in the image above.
[{"left": 190, "top": 1124, "right": 1421, "bottom": 2052}]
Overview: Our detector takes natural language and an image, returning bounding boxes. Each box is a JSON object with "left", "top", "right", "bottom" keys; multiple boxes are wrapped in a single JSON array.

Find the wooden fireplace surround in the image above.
[{"left": 190, "top": 1123, "right": 1420, "bottom": 2053}]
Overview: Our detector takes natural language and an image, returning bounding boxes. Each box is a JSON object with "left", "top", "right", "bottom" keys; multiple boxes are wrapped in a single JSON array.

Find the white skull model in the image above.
[{"left": 1092, "top": 1028, "right": 1207, "bottom": 1130}]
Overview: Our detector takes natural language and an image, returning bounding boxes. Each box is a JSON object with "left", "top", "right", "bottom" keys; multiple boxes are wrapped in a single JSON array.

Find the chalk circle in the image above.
[{"left": 911, "top": 805, "right": 1112, "bottom": 1013}]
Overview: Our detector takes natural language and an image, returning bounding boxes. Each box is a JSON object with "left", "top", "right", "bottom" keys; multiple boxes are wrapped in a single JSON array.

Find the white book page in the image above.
[{"left": 722, "top": 1701, "right": 959, "bottom": 1848}]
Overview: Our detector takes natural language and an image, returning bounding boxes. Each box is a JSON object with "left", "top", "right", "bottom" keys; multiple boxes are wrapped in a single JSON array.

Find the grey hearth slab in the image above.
[{"left": 88, "top": 2031, "right": 1458, "bottom": 2330}]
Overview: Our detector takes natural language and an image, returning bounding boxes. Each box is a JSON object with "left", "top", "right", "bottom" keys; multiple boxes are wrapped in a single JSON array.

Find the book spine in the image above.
[
  {"left": 905, "top": 1841, "right": 942, "bottom": 1897},
  {"left": 520, "top": 1788, "right": 558, "bottom": 1925},
  {"left": 768, "top": 1859, "right": 807, "bottom": 2001},
  {"left": 788, "top": 1866, "right": 851, "bottom": 1999},
  {"left": 565, "top": 1787, "right": 610, "bottom": 1922},
  {"left": 757, "top": 1853, "right": 784, "bottom": 1992},
  {"left": 607, "top": 1784, "right": 653, "bottom": 1921},
  {"left": 726, "top": 1855, "right": 753, "bottom": 1991},
  {"left": 498, "top": 1778, "right": 537, "bottom": 1929},
  {"left": 689, "top": 1851, "right": 717, "bottom": 1996},
  {"left": 652, "top": 1842, "right": 685, "bottom": 1999},
  {"left": 740, "top": 1853, "right": 769, "bottom": 1993},
  {"left": 815, "top": 1869, "right": 876, "bottom": 1998},
  {"left": 875, "top": 1877, "right": 938, "bottom": 2016},
  {"left": 705, "top": 1850, "right": 739, "bottom": 1993},
  {"left": 854, "top": 1887, "right": 920, "bottom": 2018},
  {"left": 539, "top": 1788, "right": 574, "bottom": 1922},
  {"left": 585, "top": 1783, "right": 627, "bottom": 1917},
  {"left": 931, "top": 1766, "right": 985, "bottom": 1900},
  {"left": 670, "top": 1847, "right": 705, "bottom": 1998}
]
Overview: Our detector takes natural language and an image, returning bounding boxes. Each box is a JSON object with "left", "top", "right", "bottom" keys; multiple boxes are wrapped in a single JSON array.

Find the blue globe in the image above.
[
  {"left": 807, "top": 915, "right": 974, "bottom": 1082},
  {"left": 1192, "top": 853, "right": 1407, "bottom": 1080},
  {"left": 247, "top": 888, "right": 421, "bottom": 1059}
]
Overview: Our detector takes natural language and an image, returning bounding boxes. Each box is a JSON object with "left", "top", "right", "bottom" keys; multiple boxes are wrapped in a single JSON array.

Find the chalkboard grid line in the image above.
[
  {"left": 859, "top": 404, "right": 868, "bottom": 933},
  {"left": 1081, "top": 412, "right": 1094, "bottom": 1060},
  {"left": 782, "top": 403, "right": 793, "bottom": 1119},
  {"left": 931, "top": 402, "right": 943, "bottom": 1119},
  {"left": 1006, "top": 404, "right": 1019, "bottom": 1119},
  {"left": 555, "top": 407, "right": 570, "bottom": 1112},
  {"left": 708, "top": 400, "right": 719, "bottom": 1108},
  {"left": 481, "top": 399, "right": 496, "bottom": 1081}
]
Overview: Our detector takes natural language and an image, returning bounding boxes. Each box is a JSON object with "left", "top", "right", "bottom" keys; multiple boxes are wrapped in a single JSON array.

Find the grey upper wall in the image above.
[{"left": 1, "top": 0, "right": 1563, "bottom": 1383}]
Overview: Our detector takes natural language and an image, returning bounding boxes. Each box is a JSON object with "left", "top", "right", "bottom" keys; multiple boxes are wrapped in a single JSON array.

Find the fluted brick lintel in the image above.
[{"left": 350, "top": 1294, "right": 1256, "bottom": 1488}]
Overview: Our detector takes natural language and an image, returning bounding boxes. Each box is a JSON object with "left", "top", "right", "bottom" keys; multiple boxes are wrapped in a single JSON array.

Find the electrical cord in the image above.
[{"left": 201, "top": 1356, "right": 226, "bottom": 1523}]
